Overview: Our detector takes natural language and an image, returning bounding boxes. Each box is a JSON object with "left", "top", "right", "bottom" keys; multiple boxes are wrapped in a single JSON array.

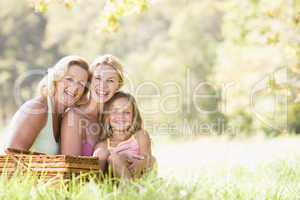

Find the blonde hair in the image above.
[
  {"left": 38, "top": 55, "right": 90, "bottom": 97},
  {"left": 90, "top": 54, "right": 124, "bottom": 89},
  {"left": 100, "top": 91, "right": 143, "bottom": 141}
]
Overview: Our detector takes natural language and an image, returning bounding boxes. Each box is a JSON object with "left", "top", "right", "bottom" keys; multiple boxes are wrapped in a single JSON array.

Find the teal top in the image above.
[{"left": 30, "top": 96, "right": 59, "bottom": 155}]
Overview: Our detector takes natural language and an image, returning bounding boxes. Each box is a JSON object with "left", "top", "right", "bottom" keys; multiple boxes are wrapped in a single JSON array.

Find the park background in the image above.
[{"left": 1, "top": 0, "right": 300, "bottom": 199}]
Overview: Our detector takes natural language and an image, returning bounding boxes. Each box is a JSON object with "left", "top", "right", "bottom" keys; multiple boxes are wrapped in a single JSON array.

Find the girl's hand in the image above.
[
  {"left": 118, "top": 151, "right": 144, "bottom": 162},
  {"left": 128, "top": 158, "right": 145, "bottom": 175}
]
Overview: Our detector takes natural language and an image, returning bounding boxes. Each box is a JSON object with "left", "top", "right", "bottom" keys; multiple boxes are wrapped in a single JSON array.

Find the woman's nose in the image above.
[
  {"left": 99, "top": 80, "right": 108, "bottom": 89},
  {"left": 116, "top": 113, "right": 127, "bottom": 119},
  {"left": 69, "top": 84, "right": 78, "bottom": 95}
]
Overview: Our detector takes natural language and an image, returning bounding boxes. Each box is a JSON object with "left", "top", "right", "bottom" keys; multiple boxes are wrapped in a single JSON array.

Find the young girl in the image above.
[{"left": 93, "top": 91, "right": 155, "bottom": 179}]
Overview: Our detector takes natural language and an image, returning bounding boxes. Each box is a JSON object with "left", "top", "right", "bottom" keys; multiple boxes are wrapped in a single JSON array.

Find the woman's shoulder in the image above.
[
  {"left": 62, "top": 106, "right": 88, "bottom": 125},
  {"left": 10, "top": 96, "right": 48, "bottom": 128},
  {"left": 19, "top": 96, "right": 48, "bottom": 115},
  {"left": 64, "top": 105, "right": 98, "bottom": 122},
  {"left": 94, "top": 139, "right": 108, "bottom": 150},
  {"left": 64, "top": 106, "right": 84, "bottom": 117}
]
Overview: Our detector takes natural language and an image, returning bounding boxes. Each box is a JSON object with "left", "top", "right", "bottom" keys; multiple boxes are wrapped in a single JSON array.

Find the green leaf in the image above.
[{"left": 35, "top": 2, "right": 48, "bottom": 13}]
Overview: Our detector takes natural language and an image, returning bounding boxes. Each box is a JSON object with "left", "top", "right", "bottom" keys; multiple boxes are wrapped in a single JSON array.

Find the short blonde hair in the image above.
[
  {"left": 90, "top": 54, "right": 124, "bottom": 89},
  {"left": 38, "top": 55, "right": 90, "bottom": 97}
]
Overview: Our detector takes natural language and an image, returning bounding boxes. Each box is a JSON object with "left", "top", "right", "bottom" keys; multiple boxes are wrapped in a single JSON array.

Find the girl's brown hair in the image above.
[{"left": 100, "top": 91, "right": 142, "bottom": 140}]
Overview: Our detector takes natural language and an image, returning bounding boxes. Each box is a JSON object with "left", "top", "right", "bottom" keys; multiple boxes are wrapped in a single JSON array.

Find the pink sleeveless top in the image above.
[
  {"left": 108, "top": 136, "right": 140, "bottom": 156},
  {"left": 82, "top": 141, "right": 94, "bottom": 156}
]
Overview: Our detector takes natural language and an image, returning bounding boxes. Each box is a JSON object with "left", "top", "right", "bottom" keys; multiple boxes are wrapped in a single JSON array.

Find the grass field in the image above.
[{"left": 1, "top": 135, "right": 300, "bottom": 199}]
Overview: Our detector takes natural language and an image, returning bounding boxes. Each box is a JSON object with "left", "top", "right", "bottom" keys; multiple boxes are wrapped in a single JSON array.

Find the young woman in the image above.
[
  {"left": 93, "top": 91, "right": 156, "bottom": 179},
  {"left": 60, "top": 55, "right": 126, "bottom": 157},
  {"left": 7, "top": 56, "right": 90, "bottom": 155}
]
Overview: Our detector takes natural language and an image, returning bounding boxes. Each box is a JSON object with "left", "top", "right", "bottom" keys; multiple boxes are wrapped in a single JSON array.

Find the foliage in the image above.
[
  {"left": 2, "top": 0, "right": 300, "bottom": 135},
  {"left": 0, "top": 0, "right": 224, "bottom": 136},
  {"left": 0, "top": 0, "right": 60, "bottom": 125},
  {"left": 27, "top": 0, "right": 149, "bottom": 32},
  {"left": 216, "top": 0, "right": 300, "bottom": 135},
  {"left": 288, "top": 103, "right": 300, "bottom": 133}
]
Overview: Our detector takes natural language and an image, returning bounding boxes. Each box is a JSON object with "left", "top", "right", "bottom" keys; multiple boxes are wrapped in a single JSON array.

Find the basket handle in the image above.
[
  {"left": 4, "top": 150, "right": 30, "bottom": 170},
  {"left": 5, "top": 148, "right": 45, "bottom": 155},
  {"left": 4, "top": 148, "right": 45, "bottom": 172}
]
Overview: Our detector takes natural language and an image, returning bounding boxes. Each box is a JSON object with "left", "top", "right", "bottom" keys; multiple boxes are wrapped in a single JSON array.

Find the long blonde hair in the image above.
[
  {"left": 38, "top": 55, "right": 90, "bottom": 98},
  {"left": 90, "top": 54, "right": 124, "bottom": 90},
  {"left": 100, "top": 91, "right": 143, "bottom": 141}
]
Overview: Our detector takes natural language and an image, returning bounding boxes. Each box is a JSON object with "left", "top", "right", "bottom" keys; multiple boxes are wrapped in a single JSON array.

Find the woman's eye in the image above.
[
  {"left": 107, "top": 79, "right": 114, "bottom": 83},
  {"left": 65, "top": 77, "right": 72, "bottom": 81}
]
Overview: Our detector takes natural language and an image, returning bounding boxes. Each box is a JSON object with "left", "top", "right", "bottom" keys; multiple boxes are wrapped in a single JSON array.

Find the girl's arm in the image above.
[
  {"left": 60, "top": 109, "right": 83, "bottom": 156},
  {"left": 128, "top": 129, "right": 153, "bottom": 174},
  {"left": 8, "top": 98, "right": 47, "bottom": 151},
  {"left": 136, "top": 129, "right": 152, "bottom": 161}
]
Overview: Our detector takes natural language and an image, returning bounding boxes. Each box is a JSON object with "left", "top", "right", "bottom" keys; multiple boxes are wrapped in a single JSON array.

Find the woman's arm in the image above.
[
  {"left": 8, "top": 98, "right": 47, "bottom": 150},
  {"left": 93, "top": 140, "right": 110, "bottom": 171},
  {"left": 93, "top": 140, "right": 108, "bottom": 155},
  {"left": 60, "top": 109, "right": 83, "bottom": 156}
]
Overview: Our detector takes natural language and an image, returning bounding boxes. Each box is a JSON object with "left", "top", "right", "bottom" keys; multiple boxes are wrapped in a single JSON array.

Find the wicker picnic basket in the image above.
[{"left": 0, "top": 148, "right": 101, "bottom": 179}]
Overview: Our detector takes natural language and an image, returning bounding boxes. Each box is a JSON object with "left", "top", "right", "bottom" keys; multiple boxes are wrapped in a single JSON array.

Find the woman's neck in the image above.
[
  {"left": 82, "top": 99, "right": 103, "bottom": 120},
  {"left": 52, "top": 95, "right": 66, "bottom": 114}
]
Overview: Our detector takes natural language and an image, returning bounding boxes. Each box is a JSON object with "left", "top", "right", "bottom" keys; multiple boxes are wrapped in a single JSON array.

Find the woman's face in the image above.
[
  {"left": 91, "top": 64, "right": 120, "bottom": 103},
  {"left": 109, "top": 98, "right": 133, "bottom": 132},
  {"left": 55, "top": 64, "right": 89, "bottom": 107}
]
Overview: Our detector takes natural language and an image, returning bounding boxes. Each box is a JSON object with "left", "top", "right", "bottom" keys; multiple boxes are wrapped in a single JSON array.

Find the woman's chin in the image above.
[
  {"left": 60, "top": 98, "right": 77, "bottom": 107},
  {"left": 92, "top": 94, "right": 112, "bottom": 103}
]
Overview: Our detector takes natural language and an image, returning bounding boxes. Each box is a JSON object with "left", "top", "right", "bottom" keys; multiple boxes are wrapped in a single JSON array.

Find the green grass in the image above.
[
  {"left": 1, "top": 136, "right": 300, "bottom": 199},
  {"left": 0, "top": 171, "right": 197, "bottom": 200},
  {"left": 1, "top": 158, "right": 300, "bottom": 200}
]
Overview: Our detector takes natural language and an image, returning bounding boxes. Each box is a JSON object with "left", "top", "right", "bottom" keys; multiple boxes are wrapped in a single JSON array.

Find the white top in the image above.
[{"left": 30, "top": 96, "right": 59, "bottom": 155}]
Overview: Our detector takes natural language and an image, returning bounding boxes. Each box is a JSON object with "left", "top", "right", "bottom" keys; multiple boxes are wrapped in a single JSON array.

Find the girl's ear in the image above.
[
  {"left": 105, "top": 115, "right": 113, "bottom": 137},
  {"left": 108, "top": 126, "right": 113, "bottom": 137}
]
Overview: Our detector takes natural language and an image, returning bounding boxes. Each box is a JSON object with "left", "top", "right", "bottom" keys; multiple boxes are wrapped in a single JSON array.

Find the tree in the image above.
[
  {"left": 215, "top": 0, "right": 300, "bottom": 134},
  {"left": 0, "top": 0, "right": 61, "bottom": 125},
  {"left": 28, "top": 0, "right": 149, "bottom": 32}
]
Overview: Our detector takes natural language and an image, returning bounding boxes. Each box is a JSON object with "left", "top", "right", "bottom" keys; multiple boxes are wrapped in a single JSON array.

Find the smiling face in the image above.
[
  {"left": 55, "top": 64, "right": 89, "bottom": 107},
  {"left": 108, "top": 97, "right": 133, "bottom": 132},
  {"left": 90, "top": 64, "right": 120, "bottom": 103}
]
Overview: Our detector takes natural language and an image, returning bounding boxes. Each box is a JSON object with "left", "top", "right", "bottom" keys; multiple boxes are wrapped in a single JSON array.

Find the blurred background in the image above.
[{"left": 0, "top": 0, "right": 300, "bottom": 139}]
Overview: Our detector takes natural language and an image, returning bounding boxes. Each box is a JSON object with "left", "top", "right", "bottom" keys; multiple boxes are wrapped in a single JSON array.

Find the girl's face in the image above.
[
  {"left": 91, "top": 64, "right": 120, "bottom": 103},
  {"left": 109, "top": 98, "right": 133, "bottom": 132},
  {"left": 55, "top": 64, "right": 89, "bottom": 107}
]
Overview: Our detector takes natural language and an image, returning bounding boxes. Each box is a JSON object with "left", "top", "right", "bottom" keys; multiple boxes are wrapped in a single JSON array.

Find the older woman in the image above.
[{"left": 7, "top": 56, "right": 90, "bottom": 154}]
